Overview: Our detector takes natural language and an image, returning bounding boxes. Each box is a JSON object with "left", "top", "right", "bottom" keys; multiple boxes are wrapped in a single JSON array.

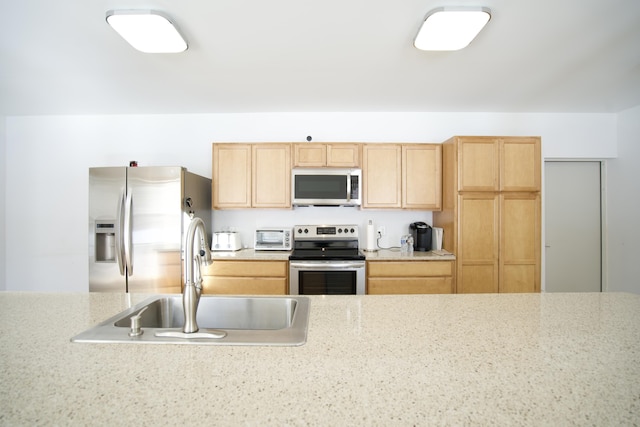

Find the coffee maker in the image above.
[{"left": 409, "top": 222, "right": 432, "bottom": 252}]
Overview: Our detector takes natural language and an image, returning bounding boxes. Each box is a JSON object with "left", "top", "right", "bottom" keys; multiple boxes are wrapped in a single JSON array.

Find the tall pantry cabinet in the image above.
[{"left": 433, "top": 136, "right": 541, "bottom": 293}]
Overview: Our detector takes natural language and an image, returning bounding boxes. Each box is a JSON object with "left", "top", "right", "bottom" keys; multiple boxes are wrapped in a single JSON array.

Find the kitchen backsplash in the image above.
[{"left": 212, "top": 208, "right": 433, "bottom": 250}]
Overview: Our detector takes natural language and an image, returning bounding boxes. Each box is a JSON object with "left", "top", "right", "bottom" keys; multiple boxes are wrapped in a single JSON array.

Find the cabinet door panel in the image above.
[
  {"left": 294, "top": 144, "right": 326, "bottom": 167},
  {"left": 501, "top": 265, "right": 537, "bottom": 293},
  {"left": 458, "top": 264, "right": 498, "bottom": 293},
  {"left": 252, "top": 144, "right": 291, "bottom": 208},
  {"left": 458, "top": 193, "right": 499, "bottom": 293},
  {"left": 202, "top": 277, "right": 287, "bottom": 295},
  {"left": 500, "top": 193, "right": 540, "bottom": 292},
  {"left": 212, "top": 144, "right": 252, "bottom": 208},
  {"left": 459, "top": 139, "right": 499, "bottom": 191},
  {"left": 368, "top": 277, "right": 453, "bottom": 294},
  {"left": 458, "top": 194, "right": 499, "bottom": 261},
  {"left": 367, "top": 261, "right": 453, "bottom": 277},
  {"left": 501, "top": 138, "right": 541, "bottom": 191},
  {"left": 363, "top": 145, "right": 401, "bottom": 208},
  {"left": 327, "top": 144, "right": 360, "bottom": 167},
  {"left": 203, "top": 261, "right": 288, "bottom": 277},
  {"left": 403, "top": 144, "right": 442, "bottom": 210}
]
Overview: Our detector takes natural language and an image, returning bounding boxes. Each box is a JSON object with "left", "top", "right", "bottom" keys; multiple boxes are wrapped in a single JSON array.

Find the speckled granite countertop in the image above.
[
  {"left": 213, "top": 248, "right": 455, "bottom": 261},
  {"left": 364, "top": 249, "right": 455, "bottom": 261},
  {"left": 1, "top": 292, "right": 638, "bottom": 425},
  {"left": 212, "top": 248, "right": 291, "bottom": 260}
]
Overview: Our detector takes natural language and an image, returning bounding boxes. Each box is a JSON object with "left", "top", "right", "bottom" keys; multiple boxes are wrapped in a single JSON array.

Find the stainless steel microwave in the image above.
[{"left": 292, "top": 168, "right": 361, "bottom": 207}]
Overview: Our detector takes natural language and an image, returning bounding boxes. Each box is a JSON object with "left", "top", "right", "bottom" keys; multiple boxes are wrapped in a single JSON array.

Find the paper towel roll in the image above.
[
  {"left": 432, "top": 227, "right": 443, "bottom": 251},
  {"left": 365, "top": 219, "right": 377, "bottom": 252}
]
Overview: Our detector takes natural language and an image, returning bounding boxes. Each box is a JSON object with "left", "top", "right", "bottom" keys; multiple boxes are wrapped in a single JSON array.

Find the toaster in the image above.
[{"left": 211, "top": 232, "right": 242, "bottom": 251}]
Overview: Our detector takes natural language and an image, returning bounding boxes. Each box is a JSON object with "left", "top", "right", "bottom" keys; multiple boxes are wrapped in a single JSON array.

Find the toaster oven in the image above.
[{"left": 254, "top": 228, "right": 292, "bottom": 251}]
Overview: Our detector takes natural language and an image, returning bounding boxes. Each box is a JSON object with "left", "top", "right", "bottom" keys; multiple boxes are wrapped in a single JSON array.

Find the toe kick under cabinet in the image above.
[
  {"left": 367, "top": 261, "right": 454, "bottom": 294},
  {"left": 201, "top": 260, "right": 288, "bottom": 295}
]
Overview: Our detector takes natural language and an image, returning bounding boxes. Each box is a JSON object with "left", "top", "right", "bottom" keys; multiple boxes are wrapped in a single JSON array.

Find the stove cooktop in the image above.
[{"left": 289, "top": 224, "right": 365, "bottom": 261}]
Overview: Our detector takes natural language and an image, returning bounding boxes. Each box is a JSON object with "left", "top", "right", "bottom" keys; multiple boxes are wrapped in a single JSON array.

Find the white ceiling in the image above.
[{"left": 2, "top": 0, "right": 639, "bottom": 116}]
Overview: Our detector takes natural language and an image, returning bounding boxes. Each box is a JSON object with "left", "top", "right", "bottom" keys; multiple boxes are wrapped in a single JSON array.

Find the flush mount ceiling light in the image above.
[
  {"left": 414, "top": 7, "right": 491, "bottom": 51},
  {"left": 106, "top": 10, "right": 188, "bottom": 53}
]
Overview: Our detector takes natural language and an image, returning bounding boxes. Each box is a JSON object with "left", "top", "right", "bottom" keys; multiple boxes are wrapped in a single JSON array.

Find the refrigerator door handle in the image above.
[
  {"left": 115, "top": 191, "right": 126, "bottom": 276},
  {"left": 123, "top": 192, "right": 134, "bottom": 276}
]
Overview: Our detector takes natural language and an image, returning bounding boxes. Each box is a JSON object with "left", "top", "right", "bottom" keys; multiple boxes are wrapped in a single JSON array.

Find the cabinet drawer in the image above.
[
  {"left": 203, "top": 261, "right": 287, "bottom": 277},
  {"left": 367, "top": 261, "right": 453, "bottom": 277},
  {"left": 368, "top": 277, "right": 453, "bottom": 294},
  {"left": 203, "top": 277, "right": 287, "bottom": 295}
]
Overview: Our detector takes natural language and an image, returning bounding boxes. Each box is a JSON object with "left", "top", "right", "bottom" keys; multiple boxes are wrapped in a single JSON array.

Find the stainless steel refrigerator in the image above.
[{"left": 89, "top": 166, "right": 211, "bottom": 293}]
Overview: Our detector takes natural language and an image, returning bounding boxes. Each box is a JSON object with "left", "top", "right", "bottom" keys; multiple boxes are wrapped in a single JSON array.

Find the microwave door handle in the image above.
[{"left": 346, "top": 174, "right": 351, "bottom": 202}]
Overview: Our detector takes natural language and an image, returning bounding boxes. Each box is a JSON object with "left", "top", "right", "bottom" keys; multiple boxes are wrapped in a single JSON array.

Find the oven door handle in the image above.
[{"left": 290, "top": 261, "right": 365, "bottom": 270}]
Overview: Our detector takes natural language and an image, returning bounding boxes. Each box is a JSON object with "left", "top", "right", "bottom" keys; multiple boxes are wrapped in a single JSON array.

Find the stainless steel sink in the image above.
[{"left": 72, "top": 295, "right": 310, "bottom": 346}]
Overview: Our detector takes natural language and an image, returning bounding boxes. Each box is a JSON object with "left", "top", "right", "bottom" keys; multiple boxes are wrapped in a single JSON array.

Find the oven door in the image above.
[{"left": 289, "top": 260, "right": 366, "bottom": 295}]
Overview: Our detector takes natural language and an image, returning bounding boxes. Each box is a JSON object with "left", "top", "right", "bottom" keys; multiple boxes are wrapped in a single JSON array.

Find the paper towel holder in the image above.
[{"left": 363, "top": 219, "right": 378, "bottom": 252}]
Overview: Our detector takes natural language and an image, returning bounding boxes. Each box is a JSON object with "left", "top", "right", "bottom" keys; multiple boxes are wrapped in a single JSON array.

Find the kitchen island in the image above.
[{"left": 1, "top": 292, "right": 638, "bottom": 425}]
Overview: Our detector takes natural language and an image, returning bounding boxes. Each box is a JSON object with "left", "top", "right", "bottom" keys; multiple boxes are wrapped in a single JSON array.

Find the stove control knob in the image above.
[
  {"left": 338, "top": 228, "right": 343, "bottom": 233},
  {"left": 350, "top": 228, "right": 355, "bottom": 234},
  {"left": 304, "top": 228, "right": 309, "bottom": 234}
]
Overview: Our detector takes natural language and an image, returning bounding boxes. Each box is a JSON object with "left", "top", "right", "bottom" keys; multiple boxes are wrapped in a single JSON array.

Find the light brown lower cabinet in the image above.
[
  {"left": 367, "top": 261, "right": 454, "bottom": 294},
  {"left": 201, "top": 260, "right": 288, "bottom": 295}
]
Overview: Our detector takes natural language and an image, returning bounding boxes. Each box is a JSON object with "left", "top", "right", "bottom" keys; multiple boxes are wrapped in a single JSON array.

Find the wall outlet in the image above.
[{"left": 377, "top": 226, "right": 386, "bottom": 237}]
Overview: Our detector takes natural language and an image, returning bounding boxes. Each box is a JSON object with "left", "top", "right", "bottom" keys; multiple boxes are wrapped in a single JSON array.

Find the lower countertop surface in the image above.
[
  {"left": 213, "top": 248, "right": 455, "bottom": 261},
  {"left": 1, "top": 291, "right": 638, "bottom": 425}
]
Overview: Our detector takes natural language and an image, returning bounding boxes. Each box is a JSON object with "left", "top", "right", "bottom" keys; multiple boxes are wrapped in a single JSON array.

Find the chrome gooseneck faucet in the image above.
[
  {"left": 153, "top": 214, "right": 225, "bottom": 340},
  {"left": 183, "top": 214, "right": 213, "bottom": 334}
]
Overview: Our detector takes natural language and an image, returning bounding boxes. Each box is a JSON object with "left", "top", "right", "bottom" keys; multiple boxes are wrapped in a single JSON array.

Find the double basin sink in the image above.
[{"left": 72, "top": 295, "right": 310, "bottom": 346}]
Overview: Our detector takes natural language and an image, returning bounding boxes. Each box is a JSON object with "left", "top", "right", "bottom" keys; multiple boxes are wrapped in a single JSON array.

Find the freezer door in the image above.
[
  {"left": 126, "top": 167, "right": 185, "bottom": 293},
  {"left": 89, "top": 167, "right": 127, "bottom": 292}
]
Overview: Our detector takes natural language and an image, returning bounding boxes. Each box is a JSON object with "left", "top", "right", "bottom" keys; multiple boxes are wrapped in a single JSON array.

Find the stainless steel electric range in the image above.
[{"left": 289, "top": 224, "right": 366, "bottom": 295}]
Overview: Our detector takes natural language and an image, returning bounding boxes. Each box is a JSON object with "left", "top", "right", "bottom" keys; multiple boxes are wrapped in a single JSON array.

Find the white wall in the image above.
[
  {"left": 3, "top": 112, "right": 617, "bottom": 292},
  {"left": 0, "top": 117, "right": 5, "bottom": 291},
  {"left": 607, "top": 105, "right": 640, "bottom": 293}
]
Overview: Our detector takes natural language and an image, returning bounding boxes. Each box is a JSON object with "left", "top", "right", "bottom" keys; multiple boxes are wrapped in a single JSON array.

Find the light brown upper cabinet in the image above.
[
  {"left": 212, "top": 144, "right": 252, "bottom": 208},
  {"left": 403, "top": 144, "right": 442, "bottom": 210},
  {"left": 293, "top": 143, "right": 360, "bottom": 167},
  {"left": 362, "top": 144, "right": 402, "bottom": 208},
  {"left": 252, "top": 144, "right": 291, "bottom": 208},
  {"left": 458, "top": 137, "right": 541, "bottom": 192},
  {"left": 433, "top": 136, "right": 541, "bottom": 294},
  {"left": 362, "top": 143, "right": 442, "bottom": 210},
  {"left": 212, "top": 143, "right": 291, "bottom": 209}
]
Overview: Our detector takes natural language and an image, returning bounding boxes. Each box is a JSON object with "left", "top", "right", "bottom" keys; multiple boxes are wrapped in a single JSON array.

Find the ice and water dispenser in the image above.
[{"left": 95, "top": 220, "right": 116, "bottom": 262}]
